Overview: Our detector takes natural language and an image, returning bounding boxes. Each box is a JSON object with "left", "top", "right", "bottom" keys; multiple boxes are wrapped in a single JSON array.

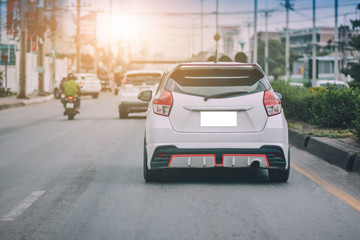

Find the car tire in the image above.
[
  {"left": 268, "top": 160, "right": 290, "bottom": 182},
  {"left": 114, "top": 88, "right": 119, "bottom": 95},
  {"left": 143, "top": 138, "right": 159, "bottom": 182},
  {"left": 92, "top": 93, "right": 99, "bottom": 99},
  {"left": 119, "top": 106, "right": 128, "bottom": 119},
  {"left": 68, "top": 112, "right": 74, "bottom": 120},
  {"left": 54, "top": 88, "right": 61, "bottom": 99}
]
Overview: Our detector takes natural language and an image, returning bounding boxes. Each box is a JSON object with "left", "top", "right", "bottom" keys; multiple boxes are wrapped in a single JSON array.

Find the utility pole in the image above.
[
  {"left": 200, "top": 0, "right": 204, "bottom": 52},
  {"left": 18, "top": 0, "right": 27, "bottom": 98},
  {"left": 247, "top": 21, "right": 252, "bottom": 63},
  {"left": 37, "top": 7, "right": 45, "bottom": 96},
  {"left": 192, "top": 18, "right": 195, "bottom": 56},
  {"left": 334, "top": 0, "right": 339, "bottom": 80},
  {"left": 253, "top": 0, "right": 258, "bottom": 63},
  {"left": 50, "top": 0, "right": 56, "bottom": 92},
  {"left": 94, "top": 12, "right": 98, "bottom": 74},
  {"left": 262, "top": 6, "right": 274, "bottom": 77},
  {"left": 214, "top": 0, "right": 219, "bottom": 60},
  {"left": 312, "top": 0, "right": 317, "bottom": 87},
  {"left": 282, "top": 0, "right": 293, "bottom": 82},
  {"left": 76, "top": 0, "right": 81, "bottom": 72},
  {"left": 108, "top": 0, "right": 112, "bottom": 72}
]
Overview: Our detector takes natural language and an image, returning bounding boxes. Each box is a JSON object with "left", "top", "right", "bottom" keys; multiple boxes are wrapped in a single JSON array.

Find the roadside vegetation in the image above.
[{"left": 272, "top": 81, "right": 360, "bottom": 142}]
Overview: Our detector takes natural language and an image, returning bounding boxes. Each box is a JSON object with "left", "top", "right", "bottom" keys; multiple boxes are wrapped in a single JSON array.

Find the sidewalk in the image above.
[{"left": 0, "top": 93, "right": 54, "bottom": 111}]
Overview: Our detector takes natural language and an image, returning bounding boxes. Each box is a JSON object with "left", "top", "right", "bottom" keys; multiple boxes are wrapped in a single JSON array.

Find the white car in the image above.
[
  {"left": 118, "top": 70, "right": 164, "bottom": 118},
  {"left": 314, "top": 80, "right": 350, "bottom": 88},
  {"left": 138, "top": 62, "right": 290, "bottom": 182},
  {"left": 70, "top": 73, "right": 101, "bottom": 98}
]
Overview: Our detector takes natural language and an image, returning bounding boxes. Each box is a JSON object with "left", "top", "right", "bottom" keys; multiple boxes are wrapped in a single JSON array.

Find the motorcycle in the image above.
[{"left": 62, "top": 95, "right": 79, "bottom": 120}]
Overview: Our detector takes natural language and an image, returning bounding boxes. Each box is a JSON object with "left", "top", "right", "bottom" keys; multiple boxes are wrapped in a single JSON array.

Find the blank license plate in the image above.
[
  {"left": 200, "top": 111, "right": 237, "bottom": 127},
  {"left": 66, "top": 103, "right": 74, "bottom": 108}
]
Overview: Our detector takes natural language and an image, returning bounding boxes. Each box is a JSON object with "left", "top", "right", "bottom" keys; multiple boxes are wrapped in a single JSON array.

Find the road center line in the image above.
[
  {"left": 0, "top": 191, "right": 45, "bottom": 221},
  {"left": 292, "top": 162, "right": 360, "bottom": 212}
]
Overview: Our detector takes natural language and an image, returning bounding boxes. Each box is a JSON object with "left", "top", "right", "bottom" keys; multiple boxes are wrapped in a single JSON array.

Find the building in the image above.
[{"left": 280, "top": 27, "right": 334, "bottom": 54}]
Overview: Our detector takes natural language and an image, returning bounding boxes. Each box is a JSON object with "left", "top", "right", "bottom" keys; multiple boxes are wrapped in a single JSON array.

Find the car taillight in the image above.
[
  {"left": 121, "top": 76, "right": 127, "bottom": 89},
  {"left": 153, "top": 90, "right": 173, "bottom": 116},
  {"left": 67, "top": 96, "right": 74, "bottom": 100},
  {"left": 263, "top": 89, "right": 281, "bottom": 116}
]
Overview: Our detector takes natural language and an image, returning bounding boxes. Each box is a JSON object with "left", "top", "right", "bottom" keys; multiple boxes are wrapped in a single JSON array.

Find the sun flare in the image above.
[{"left": 97, "top": 13, "right": 142, "bottom": 44}]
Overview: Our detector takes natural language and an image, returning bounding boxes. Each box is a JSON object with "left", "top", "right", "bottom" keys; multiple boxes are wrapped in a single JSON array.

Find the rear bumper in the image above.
[
  {"left": 149, "top": 145, "right": 287, "bottom": 170},
  {"left": 119, "top": 102, "right": 149, "bottom": 113}
]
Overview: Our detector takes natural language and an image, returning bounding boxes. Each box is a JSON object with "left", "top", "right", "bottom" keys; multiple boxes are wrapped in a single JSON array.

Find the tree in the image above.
[
  {"left": 235, "top": 52, "right": 248, "bottom": 63},
  {"left": 257, "top": 39, "right": 301, "bottom": 80},
  {"left": 342, "top": 20, "right": 360, "bottom": 85}
]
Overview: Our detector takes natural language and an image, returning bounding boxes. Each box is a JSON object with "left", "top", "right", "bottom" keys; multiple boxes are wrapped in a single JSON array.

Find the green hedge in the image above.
[
  {"left": 272, "top": 81, "right": 360, "bottom": 142},
  {"left": 271, "top": 81, "right": 314, "bottom": 121},
  {"left": 309, "top": 85, "right": 360, "bottom": 129}
]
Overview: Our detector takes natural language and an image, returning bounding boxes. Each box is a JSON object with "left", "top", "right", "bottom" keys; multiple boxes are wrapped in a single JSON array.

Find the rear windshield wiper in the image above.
[{"left": 204, "top": 91, "right": 248, "bottom": 101}]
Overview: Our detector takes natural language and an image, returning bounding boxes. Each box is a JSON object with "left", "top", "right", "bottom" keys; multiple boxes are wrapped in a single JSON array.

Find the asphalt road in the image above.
[{"left": 0, "top": 93, "right": 359, "bottom": 240}]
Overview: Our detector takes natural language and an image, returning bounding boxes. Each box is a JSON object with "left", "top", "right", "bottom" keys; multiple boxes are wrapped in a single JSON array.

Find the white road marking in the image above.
[{"left": 0, "top": 191, "right": 45, "bottom": 221}]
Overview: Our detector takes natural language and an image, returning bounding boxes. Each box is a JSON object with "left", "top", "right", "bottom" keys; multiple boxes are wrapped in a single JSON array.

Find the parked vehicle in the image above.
[
  {"left": 54, "top": 77, "right": 67, "bottom": 99},
  {"left": 70, "top": 73, "right": 101, "bottom": 98},
  {"left": 62, "top": 95, "right": 79, "bottom": 120},
  {"left": 114, "top": 71, "right": 125, "bottom": 95},
  {"left": 314, "top": 80, "right": 350, "bottom": 88},
  {"left": 138, "top": 62, "right": 290, "bottom": 182},
  {"left": 118, "top": 70, "right": 164, "bottom": 119},
  {"left": 99, "top": 75, "right": 114, "bottom": 92}
]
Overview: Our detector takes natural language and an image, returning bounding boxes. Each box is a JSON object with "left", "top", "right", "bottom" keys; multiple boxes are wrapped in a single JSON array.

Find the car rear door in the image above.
[
  {"left": 169, "top": 92, "right": 267, "bottom": 133},
  {"left": 166, "top": 66, "right": 269, "bottom": 133}
]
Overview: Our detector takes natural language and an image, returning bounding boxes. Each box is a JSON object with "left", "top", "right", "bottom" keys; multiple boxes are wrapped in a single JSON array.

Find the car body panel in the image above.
[
  {"left": 73, "top": 73, "right": 101, "bottom": 95},
  {"left": 118, "top": 70, "right": 163, "bottom": 115},
  {"left": 168, "top": 91, "right": 268, "bottom": 133},
  {"left": 143, "top": 62, "right": 289, "bottom": 178}
]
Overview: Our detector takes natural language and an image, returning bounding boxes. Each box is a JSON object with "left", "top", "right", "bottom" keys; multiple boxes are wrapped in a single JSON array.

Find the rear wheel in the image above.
[
  {"left": 268, "top": 160, "right": 290, "bottom": 182},
  {"left": 67, "top": 112, "right": 75, "bottom": 120},
  {"left": 143, "top": 138, "right": 159, "bottom": 182},
  {"left": 92, "top": 93, "right": 99, "bottom": 99},
  {"left": 54, "top": 88, "right": 61, "bottom": 99}
]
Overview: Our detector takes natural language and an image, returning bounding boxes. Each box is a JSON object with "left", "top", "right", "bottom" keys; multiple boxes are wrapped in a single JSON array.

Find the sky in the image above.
[{"left": 79, "top": 0, "right": 360, "bottom": 60}]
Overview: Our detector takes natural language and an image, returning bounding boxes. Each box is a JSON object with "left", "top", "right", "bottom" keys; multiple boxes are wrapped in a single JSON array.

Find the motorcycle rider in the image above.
[{"left": 61, "top": 74, "right": 81, "bottom": 115}]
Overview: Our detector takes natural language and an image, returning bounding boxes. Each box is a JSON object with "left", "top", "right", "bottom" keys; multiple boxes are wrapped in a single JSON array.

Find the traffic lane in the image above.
[
  {"left": 291, "top": 146, "right": 360, "bottom": 203},
  {"left": 0, "top": 93, "right": 121, "bottom": 220},
  {"left": 40, "top": 162, "right": 359, "bottom": 240},
  {"left": 1, "top": 96, "right": 359, "bottom": 240},
  {"left": 20, "top": 139, "right": 359, "bottom": 239}
]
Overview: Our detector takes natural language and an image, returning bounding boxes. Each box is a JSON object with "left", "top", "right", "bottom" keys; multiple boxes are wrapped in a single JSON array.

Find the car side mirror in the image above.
[
  {"left": 275, "top": 92, "right": 283, "bottom": 100},
  {"left": 138, "top": 90, "right": 152, "bottom": 102}
]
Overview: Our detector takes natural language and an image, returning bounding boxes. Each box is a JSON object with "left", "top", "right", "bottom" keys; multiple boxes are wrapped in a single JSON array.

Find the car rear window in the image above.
[
  {"left": 165, "top": 68, "right": 270, "bottom": 97},
  {"left": 125, "top": 73, "right": 162, "bottom": 85},
  {"left": 82, "top": 76, "right": 99, "bottom": 81}
]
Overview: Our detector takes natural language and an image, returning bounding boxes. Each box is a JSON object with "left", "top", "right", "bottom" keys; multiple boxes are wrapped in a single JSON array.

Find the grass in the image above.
[{"left": 287, "top": 119, "right": 356, "bottom": 139}]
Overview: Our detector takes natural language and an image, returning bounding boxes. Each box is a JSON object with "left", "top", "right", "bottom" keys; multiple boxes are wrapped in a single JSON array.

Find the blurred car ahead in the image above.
[
  {"left": 289, "top": 82, "right": 304, "bottom": 88},
  {"left": 314, "top": 80, "right": 350, "bottom": 88},
  {"left": 118, "top": 70, "right": 164, "bottom": 119},
  {"left": 70, "top": 73, "right": 101, "bottom": 98},
  {"left": 138, "top": 62, "right": 290, "bottom": 182},
  {"left": 99, "top": 75, "right": 114, "bottom": 92}
]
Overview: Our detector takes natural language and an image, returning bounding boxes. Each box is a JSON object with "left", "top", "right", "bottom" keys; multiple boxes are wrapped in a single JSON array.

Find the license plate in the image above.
[
  {"left": 200, "top": 111, "right": 237, "bottom": 127},
  {"left": 66, "top": 103, "right": 74, "bottom": 108}
]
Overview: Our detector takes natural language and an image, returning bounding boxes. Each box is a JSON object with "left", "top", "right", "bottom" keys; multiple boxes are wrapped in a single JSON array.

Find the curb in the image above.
[
  {"left": 22, "top": 95, "right": 54, "bottom": 105},
  {"left": 0, "top": 94, "right": 54, "bottom": 111},
  {"left": 289, "top": 129, "right": 360, "bottom": 173},
  {"left": 353, "top": 155, "right": 360, "bottom": 172},
  {"left": 0, "top": 102, "right": 25, "bottom": 110}
]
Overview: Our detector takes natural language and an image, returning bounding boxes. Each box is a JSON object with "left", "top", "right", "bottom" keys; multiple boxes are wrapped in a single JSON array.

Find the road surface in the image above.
[{"left": 0, "top": 93, "right": 359, "bottom": 240}]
